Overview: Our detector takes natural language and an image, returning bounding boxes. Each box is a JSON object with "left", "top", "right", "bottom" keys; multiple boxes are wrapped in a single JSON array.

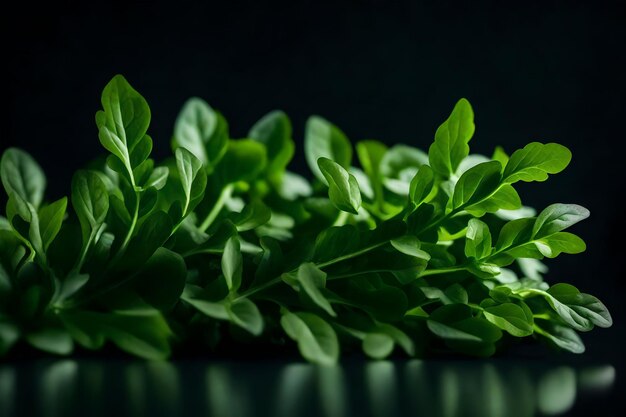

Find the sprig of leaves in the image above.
[{"left": 0, "top": 75, "right": 612, "bottom": 364}]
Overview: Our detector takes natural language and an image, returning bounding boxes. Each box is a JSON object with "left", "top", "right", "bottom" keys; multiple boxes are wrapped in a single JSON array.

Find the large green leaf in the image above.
[
  {"left": 503, "top": 142, "right": 571, "bottom": 184},
  {"left": 428, "top": 98, "right": 475, "bottom": 177},
  {"left": 172, "top": 98, "right": 228, "bottom": 171},
  {"left": 280, "top": 310, "right": 339, "bottom": 365},
  {"left": 71, "top": 170, "right": 109, "bottom": 246},
  {"left": 452, "top": 161, "right": 502, "bottom": 209}
]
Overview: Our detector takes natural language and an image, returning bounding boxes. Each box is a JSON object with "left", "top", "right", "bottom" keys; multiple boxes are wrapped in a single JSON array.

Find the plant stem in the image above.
[
  {"left": 418, "top": 266, "right": 467, "bottom": 277},
  {"left": 199, "top": 184, "right": 233, "bottom": 233},
  {"left": 332, "top": 211, "right": 349, "bottom": 227},
  {"left": 235, "top": 240, "right": 390, "bottom": 301}
]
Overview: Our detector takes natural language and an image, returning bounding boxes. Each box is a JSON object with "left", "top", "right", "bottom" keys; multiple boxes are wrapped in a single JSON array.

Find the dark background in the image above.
[{"left": 1, "top": 0, "right": 624, "bottom": 359}]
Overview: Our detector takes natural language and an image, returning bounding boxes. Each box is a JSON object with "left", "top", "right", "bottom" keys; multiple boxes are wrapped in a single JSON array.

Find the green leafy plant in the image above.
[{"left": 0, "top": 76, "right": 612, "bottom": 363}]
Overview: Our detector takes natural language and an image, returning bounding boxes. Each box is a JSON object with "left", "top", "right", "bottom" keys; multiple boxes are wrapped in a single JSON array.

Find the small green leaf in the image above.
[
  {"left": 452, "top": 161, "right": 502, "bottom": 209},
  {"left": 390, "top": 236, "right": 431, "bottom": 261},
  {"left": 503, "top": 142, "right": 571, "bottom": 184},
  {"left": 356, "top": 140, "right": 387, "bottom": 208},
  {"left": 37, "top": 197, "right": 67, "bottom": 251},
  {"left": 230, "top": 200, "right": 271, "bottom": 231},
  {"left": 214, "top": 140, "right": 267, "bottom": 185},
  {"left": 492, "top": 146, "right": 509, "bottom": 167},
  {"left": 483, "top": 303, "right": 533, "bottom": 337},
  {"left": 1, "top": 148, "right": 46, "bottom": 209},
  {"left": 71, "top": 170, "right": 109, "bottom": 245},
  {"left": 172, "top": 97, "right": 228, "bottom": 170},
  {"left": 318, "top": 157, "right": 361, "bottom": 214},
  {"left": 465, "top": 219, "right": 492, "bottom": 260},
  {"left": 280, "top": 310, "right": 339, "bottom": 365},
  {"left": 0, "top": 321, "right": 19, "bottom": 355},
  {"left": 532, "top": 204, "right": 590, "bottom": 239},
  {"left": 295, "top": 262, "right": 336, "bottom": 317},
  {"left": 428, "top": 98, "right": 475, "bottom": 177},
  {"left": 222, "top": 236, "right": 242, "bottom": 292},
  {"left": 175, "top": 147, "right": 207, "bottom": 217},
  {"left": 362, "top": 333, "right": 394, "bottom": 359},
  {"left": 408, "top": 165, "right": 435, "bottom": 208},
  {"left": 249, "top": 110, "right": 294, "bottom": 184},
  {"left": 305, "top": 116, "right": 352, "bottom": 182},
  {"left": 26, "top": 328, "right": 74, "bottom": 355},
  {"left": 227, "top": 298, "right": 264, "bottom": 336}
]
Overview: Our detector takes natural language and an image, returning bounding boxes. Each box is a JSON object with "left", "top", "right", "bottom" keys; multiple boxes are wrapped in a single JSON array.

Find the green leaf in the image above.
[
  {"left": 130, "top": 248, "right": 186, "bottom": 311},
  {"left": 483, "top": 303, "right": 533, "bottom": 337},
  {"left": 60, "top": 309, "right": 172, "bottom": 360},
  {"left": 356, "top": 140, "right": 387, "bottom": 207},
  {"left": 428, "top": 98, "right": 475, "bottom": 177},
  {"left": 492, "top": 146, "right": 509, "bottom": 167},
  {"left": 181, "top": 285, "right": 229, "bottom": 320},
  {"left": 1, "top": 148, "right": 46, "bottom": 210},
  {"left": 465, "top": 219, "right": 492, "bottom": 260},
  {"left": 305, "top": 116, "right": 352, "bottom": 182},
  {"left": 25, "top": 328, "right": 74, "bottom": 355},
  {"left": 427, "top": 304, "right": 502, "bottom": 344},
  {"left": 535, "top": 321, "right": 585, "bottom": 354},
  {"left": 37, "top": 197, "right": 67, "bottom": 251},
  {"left": 230, "top": 200, "right": 271, "bottom": 231},
  {"left": 408, "top": 165, "right": 435, "bottom": 208},
  {"left": 318, "top": 157, "right": 361, "bottom": 214},
  {"left": 0, "top": 321, "right": 19, "bottom": 355},
  {"left": 390, "top": 235, "right": 431, "bottom": 261},
  {"left": 222, "top": 236, "right": 242, "bottom": 292},
  {"left": 295, "top": 262, "right": 336, "bottom": 317},
  {"left": 535, "top": 232, "right": 586, "bottom": 258},
  {"left": 214, "top": 139, "right": 267, "bottom": 184},
  {"left": 120, "top": 210, "right": 173, "bottom": 268},
  {"left": 280, "top": 310, "right": 339, "bottom": 365},
  {"left": 547, "top": 283, "right": 612, "bottom": 328},
  {"left": 175, "top": 147, "right": 207, "bottom": 217},
  {"left": 71, "top": 170, "right": 109, "bottom": 245},
  {"left": 503, "top": 142, "right": 571, "bottom": 184},
  {"left": 172, "top": 98, "right": 228, "bottom": 170},
  {"left": 227, "top": 298, "right": 264, "bottom": 336},
  {"left": 465, "top": 184, "right": 521, "bottom": 215},
  {"left": 248, "top": 110, "right": 294, "bottom": 184},
  {"left": 532, "top": 204, "right": 590, "bottom": 239},
  {"left": 96, "top": 75, "right": 151, "bottom": 183},
  {"left": 452, "top": 161, "right": 502, "bottom": 209},
  {"left": 362, "top": 333, "right": 394, "bottom": 359}
]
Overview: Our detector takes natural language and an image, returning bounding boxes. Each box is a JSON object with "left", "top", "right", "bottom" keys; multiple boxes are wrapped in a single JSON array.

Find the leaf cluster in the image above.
[{"left": 0, "top": 76, "right": 611, "bottom": 363}]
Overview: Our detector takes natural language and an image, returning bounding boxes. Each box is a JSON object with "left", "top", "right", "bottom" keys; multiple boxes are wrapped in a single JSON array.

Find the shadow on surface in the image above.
[{"left": 0, "top": 358, "right": 616, "bottom": 417}]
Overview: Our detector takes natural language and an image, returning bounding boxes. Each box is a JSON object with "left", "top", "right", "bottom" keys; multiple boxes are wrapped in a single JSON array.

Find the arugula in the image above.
[{"left": 0, "top": 77, "right": 612, "bottom": 364}]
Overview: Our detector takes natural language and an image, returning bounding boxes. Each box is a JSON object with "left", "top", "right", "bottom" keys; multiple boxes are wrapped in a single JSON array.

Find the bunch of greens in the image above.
[{"left": 0, "top": 75, "right": 612, "bottom": 364}]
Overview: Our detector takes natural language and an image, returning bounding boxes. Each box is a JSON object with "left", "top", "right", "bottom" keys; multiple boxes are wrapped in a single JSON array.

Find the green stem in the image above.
[
  {"left": 199, "top": 184, "right": 233, "bottom": 233},
  {"left": 236, "top": 240, "right": 390, "bottom": 301},
  {"left": 332, "top": 211, "right": 349, "bottom": 227},
  {"left": 418, "top": 265, "right": 468, "bottom": 277},
  {"left": 111, "top": 190, "right": 140, "bottom": 265}
]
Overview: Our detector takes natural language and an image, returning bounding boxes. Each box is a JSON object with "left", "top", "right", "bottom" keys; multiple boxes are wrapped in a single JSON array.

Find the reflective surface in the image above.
[{"left": 0, "top": 358, "right": 616, "bottom": 417}]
